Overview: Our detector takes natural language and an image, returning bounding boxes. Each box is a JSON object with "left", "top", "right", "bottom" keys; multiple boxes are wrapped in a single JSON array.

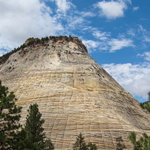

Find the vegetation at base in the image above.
[
  {"left": 128, "top": 132, "right": 150, "bottom": 150},
  {"left": 116, "top": 136, "right": 126, "bottom": 150},
  {"left": 0, "top": 80, "right": 22, "bottom": 149},
  {"left": 128, "top": 92, "right": 150, "bottom": 149},
  {"left": 73, "top": 133, "right": 97, "bottom": 150},
  {"left": 140, "top": 91, "right": 150, "bottom": 113},
  {"left": 14, "top": 103, "right": 54, "bottom": 150},
  {"left": 16, "top": 103, "right": 51, "bottom": 150},
  {"left": 0, "top": 81, "right": 54, "bottom": 150},
  {"left": 0, "top": 35, "right": 87, "bottom": 65},
  {"left": 44, "top": 139, "right": 54, "bottom": 150}
]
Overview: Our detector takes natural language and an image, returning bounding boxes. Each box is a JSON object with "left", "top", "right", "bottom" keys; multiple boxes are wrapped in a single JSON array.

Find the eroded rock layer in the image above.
[{"left": 0, "top": 37, "right": 150, "bottom": 149}]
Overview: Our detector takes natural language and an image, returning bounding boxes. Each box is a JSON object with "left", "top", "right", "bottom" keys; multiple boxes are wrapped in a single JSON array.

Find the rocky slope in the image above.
[{"left": 0, "top": 36, "right": 150, "bottom": 149}]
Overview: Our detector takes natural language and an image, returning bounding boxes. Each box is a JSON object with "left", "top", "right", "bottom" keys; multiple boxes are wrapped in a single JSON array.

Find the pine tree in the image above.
[
  {"left": 0, "top": 80, "right": 22, "bottom": 149},
  {"left": 128, "top": 132, "right": 150, "bottom": 150},
  {"left": 73, "top": 133, "right": 98, "bottom": 150},
  {"left": 44, "top": 139, "right": 54, "bottom": 150},
  {"left": 87, "top": 142, "right": 97, "bottom": 150},
  {"left": 116, "top": 136, "right": 126, "bottom": 150},
  {"left": 128, "top": 132, "right": 138, "bottom": 150},
  {"left": 140, "top": 91, "right": 150, "bottom": 113},
  {"left": 135, "top": 133, "right": 150, "bottom": 150},
  {"left": 142, "top": 133, "right": 150, "bottom": 149},
  {"left": 13, "top": 128, "right": 26, "bottom": 149},
  {"left": 148, "top": 91, "right": 150, "bottom": 102},
  {"left": 73, "top": 133, "right": 88, "bottom": 150},
  {"left": 21, "top": 103, "right": 46, "bottom": 150}
]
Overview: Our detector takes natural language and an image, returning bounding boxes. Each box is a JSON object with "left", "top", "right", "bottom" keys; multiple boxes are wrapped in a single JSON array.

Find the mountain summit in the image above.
[{"left": 0, "top": 36, "right": 150, "bottom": 149}]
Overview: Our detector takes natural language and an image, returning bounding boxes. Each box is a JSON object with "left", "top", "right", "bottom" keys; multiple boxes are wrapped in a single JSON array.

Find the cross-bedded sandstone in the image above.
[{"left": 0, "top": 36, "right": 150, "bottom": 149}]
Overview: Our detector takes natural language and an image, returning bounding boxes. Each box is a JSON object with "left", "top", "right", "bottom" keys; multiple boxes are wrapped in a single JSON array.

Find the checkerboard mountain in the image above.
[{"left": 0, "top": 36, "right": 150, "bottom": 149}]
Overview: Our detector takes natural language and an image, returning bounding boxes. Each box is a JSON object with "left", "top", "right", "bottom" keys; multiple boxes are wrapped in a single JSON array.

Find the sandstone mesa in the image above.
[{"left": 0, "top": 36, "right": 150, "bottom": 149}]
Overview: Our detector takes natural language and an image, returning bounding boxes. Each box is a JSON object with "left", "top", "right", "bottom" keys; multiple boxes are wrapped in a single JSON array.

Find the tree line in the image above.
[
  {"left": 0, "top": 80, "right": 150, "bottom": 150},
  {"left": 0, "top": 35, "right": 78, "bottom": 65}
]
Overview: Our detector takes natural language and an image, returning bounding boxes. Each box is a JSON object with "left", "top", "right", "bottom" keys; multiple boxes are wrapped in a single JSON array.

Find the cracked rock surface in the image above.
[{"left": 0, "top": 38, "right": 150, "bottom": 149}]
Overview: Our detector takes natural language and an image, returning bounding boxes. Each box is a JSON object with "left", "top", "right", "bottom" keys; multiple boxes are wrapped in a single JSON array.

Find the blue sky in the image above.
[{"left": 0, "top": 0, "right": 150, "bottom": 102}]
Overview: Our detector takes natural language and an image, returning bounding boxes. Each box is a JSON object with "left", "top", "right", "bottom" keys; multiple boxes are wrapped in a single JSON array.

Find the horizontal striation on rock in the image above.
[{"left": 0, "top": 37, "right": 150, "bottom": 149}]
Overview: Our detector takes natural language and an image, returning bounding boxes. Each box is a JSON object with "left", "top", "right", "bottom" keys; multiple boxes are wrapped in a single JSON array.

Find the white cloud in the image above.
[
  {"left": 82, "top": 36, "right": 135, "bottom": 52},
  {"left": 93, "top": 30, "right": 110, "bottom": 40},
  {"left": 0, "top": 49, "right": 7, "bottom": 57},
  {"left": 138, "top": 25, "right": 150, "bottom": 43},
  {"left": 144, "top": 52, "right": 150, "bottom": 61},
  {"left": 67, "top": 16, "right": 85, "bottom": 30},
  {"left": 51, "top": 0, "right": 74, "bottom": 13},
  {"left": 126, "top": 0, "right": 132, "bottom": 4},
  {"left": 127, "top": 28, "right": 135, "bottom": 36},
  {"left": 82, "top": 40, "right": 100, "bottom": 53},
  {"left": 90, "top": 27, "right": 135, "bottom": 52},
  {"left": 80, "top": 12, "right": 95, "bottom": 17},
  {"left": 133, "top": 6, "right": 139, "bottom": 11},
  {"left": 108, "top": 38, "right": 134, "bottom": 52},
  {"left": 0, "top": 36, "right": 16, "bottom": 56},
  {"left": 144, "top": 36, "right": 150, "bottom": 42},
  {"left": 102, "top": 63, "right": 150, "bottom": 101},
  {"left": 96, "top": 0, "right": 130, "bottom": 19},
  {"left": 138, "top": 52, "right": 150, "bottom": 61},
  {"left": 138, "top": 25, "right": 146, "bottom": 33},
  {"left": 0, "top": 0, "right": 63, "bottom": 51}
]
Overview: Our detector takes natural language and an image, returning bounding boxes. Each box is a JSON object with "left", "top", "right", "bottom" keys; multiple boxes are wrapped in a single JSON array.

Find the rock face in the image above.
[{"left": 0, "top": 37, "right": 150, "bottom": 149}]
